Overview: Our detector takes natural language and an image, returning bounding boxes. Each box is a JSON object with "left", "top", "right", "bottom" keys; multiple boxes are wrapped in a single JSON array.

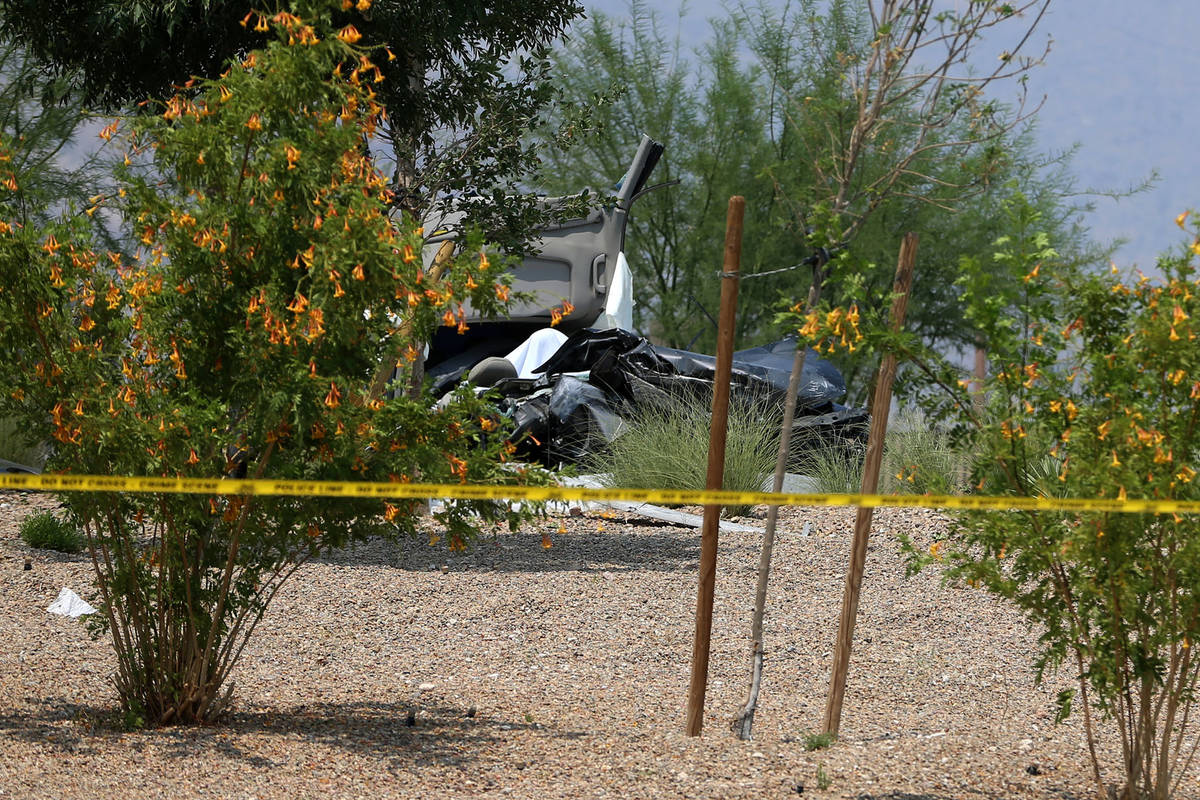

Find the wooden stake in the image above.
[
  {"left": 685, "top": 195, "right": 744, "bottom": 737},
  {"left": 822, "top": 232, "right": 919, "bottom": 738}
]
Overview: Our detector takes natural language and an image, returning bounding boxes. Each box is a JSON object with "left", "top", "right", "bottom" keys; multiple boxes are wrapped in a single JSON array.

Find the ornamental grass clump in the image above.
[
  {"left": 596, "top": 391, "right": 780, "bottom": 517},
  {"left": 19, "top": 510, "right": 84, "bottom": 553},
  {"left": 880, "top": 411, "right": 971, "bottom": 496},
  {"left": 0, "top": 1, "right": 547, "bottom": 725},
  {"left": 913, "top": 206, "right": 1200, "bottom": 800},
  {"left": 794, "top": 411, "right": 967, "bottom": 496}
]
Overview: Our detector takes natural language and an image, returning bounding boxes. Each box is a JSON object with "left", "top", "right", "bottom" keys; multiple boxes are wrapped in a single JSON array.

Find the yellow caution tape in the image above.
[{"left": 1, "top": 472, "right": 1197, "bottom": 515}]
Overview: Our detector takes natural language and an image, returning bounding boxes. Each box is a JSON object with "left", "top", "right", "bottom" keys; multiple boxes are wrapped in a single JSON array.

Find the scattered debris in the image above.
[
  {"left": 436, "top": 327, "right": 867, "bottom": 469},
  {"left": 556, "top": 476, "right": 764, "bottom": 533},
  {"left": 416, "top": 134, "right": 867, "bottom": 471},
  {"left": 47, "top": 587, "right": 97, "bottom": 618}
]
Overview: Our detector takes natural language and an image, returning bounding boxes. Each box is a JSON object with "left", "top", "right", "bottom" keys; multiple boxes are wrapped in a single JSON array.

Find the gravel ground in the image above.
[{"left": 2, "top": 489, "right": 1196, "bottom": 799}]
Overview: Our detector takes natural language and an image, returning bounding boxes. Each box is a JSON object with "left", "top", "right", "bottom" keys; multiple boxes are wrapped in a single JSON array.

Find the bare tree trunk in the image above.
[
  {"left": 367, "top": 240, "right": 456, "bottom": 402},
  {"left": 733, "top": 256, "right": 826, "bottom": 740},
  {"left": 972, "top": 340, "right": 987, "bottom": 415},
  {"left": 391, "top": 54, "right": 425, "bottom": 219}
]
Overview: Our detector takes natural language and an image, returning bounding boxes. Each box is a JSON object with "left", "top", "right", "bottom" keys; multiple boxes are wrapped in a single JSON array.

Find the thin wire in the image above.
[
  {"left": 736, "top": 261, "right": 809, "bottom": 280},
  {"left": 725, "top": 247, "right": 837, "bottom": 280}
]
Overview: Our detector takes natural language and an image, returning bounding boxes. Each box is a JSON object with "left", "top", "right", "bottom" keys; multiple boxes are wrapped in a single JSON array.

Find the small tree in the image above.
[
  {"left": 731, "top": 0, "right": 1055, "bottom": 739},
  {"left": 739, "top": 0, "right": 1059, "bottom": 394},
  {"left": 747, "top": 0, "right": 1051, "bottom": 243},
  {"left": 0, "top": 0, "right": 590, "bottom": 253},
  {"left": 911, "top": 213, "right": 1200, "bottom": 800},
  {"left": 0, "top": 1, "right": 544, "bottom": 725},
  {"left": 543, "top": 0, "right": 1099, "bottom": 390}
]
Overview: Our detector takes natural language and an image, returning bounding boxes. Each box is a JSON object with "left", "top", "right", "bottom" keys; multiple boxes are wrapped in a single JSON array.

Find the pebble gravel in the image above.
[{"left": 2, "top": 490, "right": 1196, "bottom": 799}]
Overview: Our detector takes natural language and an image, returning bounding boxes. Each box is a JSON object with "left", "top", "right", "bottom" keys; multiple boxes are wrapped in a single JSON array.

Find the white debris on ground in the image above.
[{"left": 46, "top": 588, "right": 97, "bottom": 619}]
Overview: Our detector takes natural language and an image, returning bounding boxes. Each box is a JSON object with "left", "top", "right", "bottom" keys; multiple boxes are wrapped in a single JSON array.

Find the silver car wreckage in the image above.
[{"left": 419, "top": 136, "right": 868, "bottom": 468}]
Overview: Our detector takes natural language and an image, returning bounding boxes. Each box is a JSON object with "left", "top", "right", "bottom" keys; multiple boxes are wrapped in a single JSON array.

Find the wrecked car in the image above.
[
  {"left": 420, "top": 135, "right": 868, "bottom": 468},
  {"left": 421, "top": 135, "right": 663, "bottom": 369},
  {"left": 446, "top": 327, "right": 868, "bottom": 468}
]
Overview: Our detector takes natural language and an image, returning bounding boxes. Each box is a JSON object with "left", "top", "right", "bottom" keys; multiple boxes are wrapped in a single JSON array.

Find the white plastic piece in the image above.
[
  {"left": 503, "top": 328, "right": 569, "bottom": 379},
  {"left": 47, "top": 587, "right": 98, "bottom": 618},
  {"left": 559, "top": 475, "right": 764, "bottom": 533},
  {"left": 594, "top": 251, "right": 635, "bottom": 332}
]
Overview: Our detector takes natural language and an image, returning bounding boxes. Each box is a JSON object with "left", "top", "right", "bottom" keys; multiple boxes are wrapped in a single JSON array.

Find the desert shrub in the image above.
[
  {"left": 596, "top": 391, "right": 781, "bottom": 516},
  {"left": 19, "top": 510, "right": 83, "bottom": 553},
  {"left": 911, "top": 209, "right": 1200, "bottom": 799},
  {"left": 793, "top": 410, "right": 969, "bottom": 496},
  {"left": 0, "top": 2, "right": 547, "bottom": 725},
  {"left": 879, "top": 411, "right": 971, "bottom": 495}
]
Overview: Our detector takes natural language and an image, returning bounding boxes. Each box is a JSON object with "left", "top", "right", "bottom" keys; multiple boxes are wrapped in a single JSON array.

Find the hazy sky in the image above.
[
  {"left": 1027, "top": 0, "right": 1199, "bottom": 270},
  {"left": 581, "top": 0, "right": 1198, "bottom": 270}
]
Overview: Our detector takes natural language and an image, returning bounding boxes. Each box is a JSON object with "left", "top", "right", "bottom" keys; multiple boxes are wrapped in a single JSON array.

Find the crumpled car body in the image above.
[
  {"left": 460, "top": 328, "right": 868, "bottom": 468},
  {"left": 420, "top": 136, "right": 868, "bottom": 468},
  {"left": 424, "top": 136, "right": 663, "bottom": 360}
]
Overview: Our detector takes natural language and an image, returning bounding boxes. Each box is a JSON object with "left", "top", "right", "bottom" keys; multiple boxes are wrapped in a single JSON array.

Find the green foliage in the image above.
[
  {"left": 0, "top": 2, "right": 549, "bottom": 725},
  {"left": 363, "top": 0, "right": 592, "bottom": 249},
  {"left": 0, "top": 0, "right": 263, "bottom": 112},
  {"left": 915, "top": 213, "right": 1200, "bottom": 799},
  {"left": 0, "top": 0, "right": 590, "bottom": 253},
  {"left": 594, "top": 391, "right": 780, "bottom": 517},
  {"left": 802, "top": 730, "right": 835, "bottom": 751},
  {"left": 0, "top": 32, "right": 116, "bottom": 241},
  {"left": 816, "top": 763, "right": 832, "bottom": 791},
  {"left": 540, "top": 1, "right": 782, "bottom": 351},
  {"left": 737, "top": 0, "right": 1092, "bottom": 401},
  {"left": 0, "top": 33, "right": 109, "bottom": 473},
  {"left": 957, "top": 194, "right": 1064, "bottom": 367},
  {"left": 121, "top": 706, "right": 146, "bottom": 731},
  {"left": 19, "top": 509, "right": 84, "bottom": 553},
  {"left": 909, "top": 192, "right": 1078, "bottom": 442},
  {"left": 543, "top": 1, "right": 1098, "bottom": 410}
]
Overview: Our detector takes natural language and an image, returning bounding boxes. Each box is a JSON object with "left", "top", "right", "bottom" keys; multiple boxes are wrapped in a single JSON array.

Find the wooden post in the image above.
[
  {"left": 685, "top": 196, "right": 744, "bottom": 737},
  {"left": 822, "top": 232, "right": 918, "bottom": 738}
]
